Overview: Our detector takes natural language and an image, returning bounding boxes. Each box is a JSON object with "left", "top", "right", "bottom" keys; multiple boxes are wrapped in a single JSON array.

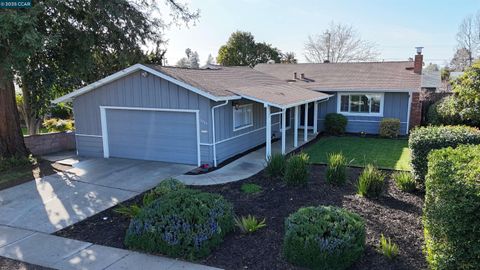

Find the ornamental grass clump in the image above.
[
  {"left": 283, "top": 206, "right": 365, "bottom": 270},
  {"left": 379, "top": 234, "right": 399, "bottom": 260},
  {"left": 234, "top": 215, "right": 266, "bottom": 234},
  {"left": 392, "top": 171, "right": 416, "bottom": 192},
  {"left": 265, "top": 153, "right": 286, "bottom": 179},
  {"left": 284, "top": 153, "right": 310, "bottom": 186},
  {"left": 326, "top": 152, "right": 348, "bottom": 185},
  {"left": 357, "top": 164, "right": 385, "bottom": 198},
  {"left": 125, "top": 189, "right": 234, "bottom": 259}
]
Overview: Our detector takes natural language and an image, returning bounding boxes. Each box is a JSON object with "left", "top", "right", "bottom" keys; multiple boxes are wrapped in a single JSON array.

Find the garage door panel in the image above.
[{"left": 106, "top": 109, "right": 198, "bottom": 165}]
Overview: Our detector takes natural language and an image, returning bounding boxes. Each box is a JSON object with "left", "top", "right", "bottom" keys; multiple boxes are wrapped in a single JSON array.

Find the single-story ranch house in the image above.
[{"left": 53, "top": 50, "right": 425, "bottom": 167}]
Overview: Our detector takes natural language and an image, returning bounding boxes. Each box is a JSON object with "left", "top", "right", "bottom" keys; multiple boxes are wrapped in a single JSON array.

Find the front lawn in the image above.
[{"left": 305, "top": 136, "right": 411, "bottom": 171}]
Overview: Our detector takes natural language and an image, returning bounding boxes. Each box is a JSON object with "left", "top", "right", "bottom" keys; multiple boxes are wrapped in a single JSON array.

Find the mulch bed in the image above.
[{"left": 55, "top": 165, "right": 426, "bottom": 270}]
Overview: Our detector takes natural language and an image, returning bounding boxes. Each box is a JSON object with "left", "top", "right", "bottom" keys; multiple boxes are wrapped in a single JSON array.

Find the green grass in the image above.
[
  {"left": 241, "top": 183, "right": 262, "bottom": 194},
  {"left": 305, "top": 136, "right": 411, "bottom": 171}
]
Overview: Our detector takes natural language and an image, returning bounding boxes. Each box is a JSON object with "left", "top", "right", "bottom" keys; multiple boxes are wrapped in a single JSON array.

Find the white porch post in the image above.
[
  {"left": 294, "top": 105, "right": 299, "bottom": 147},
  {"left": 304, "top": 103, "right": 308, "bottom": 142},
  {"left": 313, "top": 101, "right": 318, "bottom": 134},
  {"left": 266, "top": 105, "right": 272, "bottom": 159},
  {"left": 281, "top": 108, "right": 286, "bottom": 154}
]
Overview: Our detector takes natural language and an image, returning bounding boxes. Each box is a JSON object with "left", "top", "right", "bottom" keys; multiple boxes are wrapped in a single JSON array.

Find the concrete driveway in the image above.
[{"left": 0, "top": 158, "right": 195, "bottom": 233}]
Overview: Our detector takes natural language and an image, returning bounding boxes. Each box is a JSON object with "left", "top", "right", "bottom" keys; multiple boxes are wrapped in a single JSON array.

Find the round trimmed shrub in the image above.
[
  {"left": 283, "top": 206, "right": 365, "bottom": 270},
  {"left": 324, "top": 113, "right": 348, "bottom": 135},
  {"left": 125, "top": 189, "right": 234, "bottom": 259}
]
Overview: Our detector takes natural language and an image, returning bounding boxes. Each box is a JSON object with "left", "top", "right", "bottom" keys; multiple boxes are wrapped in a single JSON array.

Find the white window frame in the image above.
[
  {"left": 233, "top": 103, "right": 254, "bottom": 131},
  {"left": 336, "top": 93, "right": 384, "bottom": 117}
]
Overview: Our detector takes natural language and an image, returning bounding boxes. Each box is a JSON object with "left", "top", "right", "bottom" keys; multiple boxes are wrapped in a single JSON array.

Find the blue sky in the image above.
[{"left": 163, "top": 0, "right": 478, "bottom": 66}]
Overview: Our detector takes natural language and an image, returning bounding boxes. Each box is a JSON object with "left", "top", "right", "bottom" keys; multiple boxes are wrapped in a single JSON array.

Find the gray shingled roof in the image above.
[
  {"left": 421, "top": 71, "right": 441, "bottom": 88},
  {"left": 254, "top": 61, "right": 422, "bottom": 92},
  {"left": 148, "top": 65, "right": 330, "bottom": 107}
]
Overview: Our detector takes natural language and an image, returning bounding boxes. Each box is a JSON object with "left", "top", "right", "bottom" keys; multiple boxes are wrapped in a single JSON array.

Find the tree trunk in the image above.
[
  {"left": 21, "top": 86, "right": 43, "bottom": 135},
  {"left": 0, "top": 68, "right": 29, "bottom": 158}
]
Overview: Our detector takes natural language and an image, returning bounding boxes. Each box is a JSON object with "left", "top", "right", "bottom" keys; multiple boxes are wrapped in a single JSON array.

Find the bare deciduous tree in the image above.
[
  {"left": 450, "top": 48, "right": 471, "bottom": 71},
  {"left": 456, "top": 12, "right": 479, "bottom": 66},
  {"left": 304, "top": 22, "right": 379, "bottom": 63}
]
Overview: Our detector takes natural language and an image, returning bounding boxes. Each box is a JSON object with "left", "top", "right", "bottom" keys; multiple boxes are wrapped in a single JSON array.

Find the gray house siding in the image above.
[
  {"left": 73, "top": 71, "right": 212, "bottom": 163},
  {"left": 211, "top": 99, "right": 281, "bottom": 164},
  {"left": 317, "top": 92, "right": 410, "bottom": 135}
]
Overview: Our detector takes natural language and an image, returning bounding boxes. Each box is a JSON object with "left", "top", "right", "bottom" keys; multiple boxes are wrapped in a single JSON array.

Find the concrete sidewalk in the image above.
[
  {"left": 0, "top": 225, "right": 218, "bottom": 270},
  {"left": 177, "top": 133, "right": 316, "bottom": 185}
]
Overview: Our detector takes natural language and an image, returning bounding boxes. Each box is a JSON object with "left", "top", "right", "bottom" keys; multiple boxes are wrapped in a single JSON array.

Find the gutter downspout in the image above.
[{"left": 211, "top": 100, "right": 229, "bottom": 167}]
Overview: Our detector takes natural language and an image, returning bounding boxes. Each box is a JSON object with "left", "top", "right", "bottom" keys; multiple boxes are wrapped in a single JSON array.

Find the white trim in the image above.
[
  {"left": 100, "top": 108, "right": 109, "bottom": 158},
  {"left": 406, "top": 91, "right": 413, "bottom": 134},
  {"left": 99, "top": 106, "right": 200, "bottom": 113},
  {"left": 266, "top": 105, "right": 272, "bottom": 159},
  {"left": 245, "top": 93, "right": 332, "bottom": 110},
  {"left": 304, "top": 103, "right": 308, "bottom": 142},
  {"left": 336, "top": 92, "right": 385, "bottom": 117},
  {"left": 311, "top": 88, "right": 417, "bottom": 93},
  {"left": 99, "top": 105, "right": 201, "bottom": 166},
  {"left": 75, "top": 134, "right": 102, "bottom": 138},
  {"left": 211, "top": 101, "right": 229, "bottom": 167},
  {"left": 317, "top": 118, "right": 407, "bottom": 124},
  {"left": 53, "top": 64, "right": 241, "bottom": 103},
  {"left": 294, "top": 106, "right": 299, "bottom": 148},
  {"left": 195, "top": 110, "right": 201, "bottom": 167},
  {"left": 313, "top": 101, "right": 318, "bottom": 134},
  {"left": 233, "top": 103, "right": 254, "bottom": 132}
]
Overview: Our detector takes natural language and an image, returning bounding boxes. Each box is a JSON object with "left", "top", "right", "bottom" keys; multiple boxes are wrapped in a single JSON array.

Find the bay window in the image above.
[{"left": 338, "top": 93, "right": 383, "bottom": 116}]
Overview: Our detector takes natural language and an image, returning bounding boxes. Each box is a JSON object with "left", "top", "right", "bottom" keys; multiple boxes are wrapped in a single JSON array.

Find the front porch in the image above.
[
  {"left": 271, "top": 129, "right": 317, "bottom": 155},
  {"left": 265, "top": 101, "right": 320, "bottom": 159}
]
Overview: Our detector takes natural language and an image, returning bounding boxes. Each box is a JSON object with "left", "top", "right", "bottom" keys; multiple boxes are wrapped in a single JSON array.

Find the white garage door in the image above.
[{"left": 102, "top": 108, "right": 199, "bottom": 165}]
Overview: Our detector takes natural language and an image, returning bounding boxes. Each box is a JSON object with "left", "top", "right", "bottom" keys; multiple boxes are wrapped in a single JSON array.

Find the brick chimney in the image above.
[{"left": 414, "top": 47, "right": 423, "bottom": 74}]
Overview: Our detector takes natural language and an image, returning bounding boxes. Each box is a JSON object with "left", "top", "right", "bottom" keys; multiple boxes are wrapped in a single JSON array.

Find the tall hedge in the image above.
[
  {"left": 424, "top": 145, "right": 480, "bottom": 270},
  {"left": 408, "top": 125, "right": 480, "bottom": 186}
]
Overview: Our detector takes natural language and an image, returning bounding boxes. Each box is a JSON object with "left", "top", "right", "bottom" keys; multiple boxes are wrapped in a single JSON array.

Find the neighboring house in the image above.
[
  {"left": 53, "top": 51, "right": 424, "bottom": 167},
  {"left": 421, "top": 71, "right": 442, "bottom": 92}
]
